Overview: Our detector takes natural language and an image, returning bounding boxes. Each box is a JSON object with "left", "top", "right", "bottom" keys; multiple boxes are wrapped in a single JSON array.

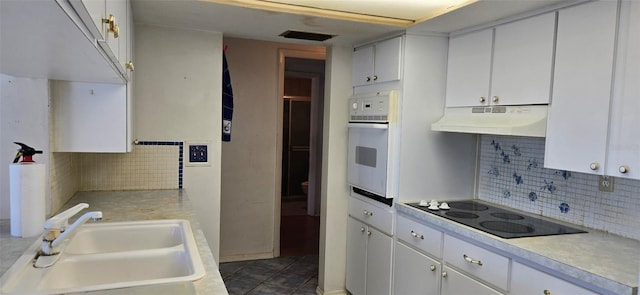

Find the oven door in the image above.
[{"left": 347, "top": 123, "right": 392, "bottom": 198}]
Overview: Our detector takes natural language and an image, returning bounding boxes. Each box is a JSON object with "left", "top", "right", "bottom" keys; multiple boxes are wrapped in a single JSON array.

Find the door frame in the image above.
[{"left": 274, "top": 48, "right": 325, "bottom": 257}]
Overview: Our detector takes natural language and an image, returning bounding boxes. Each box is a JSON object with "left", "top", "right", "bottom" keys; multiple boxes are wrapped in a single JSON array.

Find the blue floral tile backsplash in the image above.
[{"left": 478, "top": 135, "right": 640, "bottom": 241}]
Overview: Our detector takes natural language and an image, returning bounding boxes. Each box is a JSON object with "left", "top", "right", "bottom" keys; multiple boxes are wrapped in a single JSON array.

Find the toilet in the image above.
[{"left": 301, "top": 181, "right": 309, "bottom": 195}]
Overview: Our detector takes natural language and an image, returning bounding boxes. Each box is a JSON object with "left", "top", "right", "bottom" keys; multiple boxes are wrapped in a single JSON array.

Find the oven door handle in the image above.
[{"left": 347, "top": 123, "right": 388, "bottom": 130}]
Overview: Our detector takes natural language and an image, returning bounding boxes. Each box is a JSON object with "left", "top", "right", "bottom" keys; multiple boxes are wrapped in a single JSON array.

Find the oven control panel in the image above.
[{"left": 349, "top": 90, "right": 397, "bottom": 123}]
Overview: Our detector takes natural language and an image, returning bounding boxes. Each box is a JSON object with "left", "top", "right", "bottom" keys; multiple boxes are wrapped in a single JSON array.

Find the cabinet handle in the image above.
[
  {"left": 479, "top": 97, "right": 486, "bottom": 104},
  {"left": 360, "top": 227, "right": 365, "bottom": 233},
  {"left": 366, "top": 76, "right": 372, "bottom": 82},
  {"left": 410, "top": 230, "right": 424, "bottom": 240},
  {"left": 430, "top": 265, "right": 436, "bottom": 271},
  {"left": 619, "top": 165, "right": 629, "bottom": 174},
  {"left": 492, "top": 96, "right": 499, "bottom": 103},
  {"left": 125, "top": 61, "right": 135, "bottom": 71},
  {"left": 463, "top": 254, "right": 483, "bottom": 266},
  {"left": 367, "top": 230, "right": 372, "bottom": 236},
  {"left": 543, "top": 290, "right": 551, "bottom": 295},
  {"left": 590, "top": 162, "right": 600, "bottom": 171},
  {"left": 441, "top": 271, "right": 448, "bottom": 278},
  {"left": 363, "top": 210, "right": 373, "bottom": 216},
  {"left": 373, "top": 75, "right": 378, "bottom": 81},
  {"left": 102, "top": 14, "right": 119, "bottom": 38}
]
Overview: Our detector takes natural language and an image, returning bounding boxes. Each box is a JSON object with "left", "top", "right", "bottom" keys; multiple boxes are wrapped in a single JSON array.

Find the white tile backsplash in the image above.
[{"left": 478, "top": 135, "right": 640, "bottom": 240}]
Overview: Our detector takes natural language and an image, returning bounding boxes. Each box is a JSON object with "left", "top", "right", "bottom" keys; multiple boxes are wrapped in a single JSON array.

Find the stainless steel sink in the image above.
[{"left": 0, "top": 219, "right": 205, "bottom": 294}]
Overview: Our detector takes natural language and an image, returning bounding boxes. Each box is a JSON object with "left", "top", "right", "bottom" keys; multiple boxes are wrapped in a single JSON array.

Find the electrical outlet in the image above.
[
  {"left": 598, "top": 175, "right": 614, "bottom": 192},
  {"left": 186, "top": 141, "right": 211, "bottom": 167}
]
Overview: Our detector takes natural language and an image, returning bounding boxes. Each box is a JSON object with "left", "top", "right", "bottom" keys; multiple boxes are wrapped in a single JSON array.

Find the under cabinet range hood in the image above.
[{"left": 431, "top": 105, "right": 548, "bottom": 137}]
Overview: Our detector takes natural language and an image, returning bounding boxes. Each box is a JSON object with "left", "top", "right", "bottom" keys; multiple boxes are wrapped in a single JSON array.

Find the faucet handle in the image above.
[{"left": 44, "top": 203, "right": 89, "bottom": 230}]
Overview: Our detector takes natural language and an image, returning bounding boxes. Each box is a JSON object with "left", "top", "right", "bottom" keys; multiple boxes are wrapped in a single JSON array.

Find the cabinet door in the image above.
[
  {"left": 511, "top": 262, "right": 599, "bottom": 295},
  {"left": 346, "top": 217, "right": 367, "bottom": 295},
  {"left": 491, "top": 12, "right": 555, "bottom": 106},
  {"left": 53, "top": 81, "right": 128, "bottom": 152},
  {"left": 441, "top": 266, "right": 502, "bottom": 295},
  {"left": 607, "top": 0, "right": 640, "bottom": 179},
  {"left": 352, "top": 45, "right": 374, "bottom": 87},
  {"left": 373, "top": 36, "right": 402, "bottom": 84},
  {"left": 393, "top": 242, "right": 440, "bottom": 295},
  {"left": 366, "top": 227, "right": 392, "bottom": 295},
  {"left": 445, "top": 29, "right": 493, "bottom": 107},
  {"left": 69, "top": 0, "right": 106, "bottom": 40},
  {"left": 544, "top": 0, "right": 618, "bottom": 174}
]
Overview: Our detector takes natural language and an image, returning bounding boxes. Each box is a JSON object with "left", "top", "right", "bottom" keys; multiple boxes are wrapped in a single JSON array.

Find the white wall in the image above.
[
  {"left": 134, "top": 25, "right": 223, "bottom": 262},
  {"left": 0, "top": 75, "right": 50, "bottom": 218},
  {"left": 219, "top": 37, "right": 325, "bottom": 261},
  {"left": 317, "top": 45, "right": 352, "bottom": 295}
]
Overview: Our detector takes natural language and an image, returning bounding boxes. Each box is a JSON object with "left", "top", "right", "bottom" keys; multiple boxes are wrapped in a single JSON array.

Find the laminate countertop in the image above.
[
  {"left": 397, "top": 201, "right": 640, "bottom": 295},
  {"left": 0, "top": 190, "right": 228, "bottom": 295}
]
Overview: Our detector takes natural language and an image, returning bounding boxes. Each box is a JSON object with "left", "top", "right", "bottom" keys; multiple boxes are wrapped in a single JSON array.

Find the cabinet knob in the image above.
[
  {"left": 360, "top": 227, "right": 365, "bottom": 233},
  {"left": 479, "top": 97, "right": 486, "bottom": 104},
  {"left": 367, "top": 230, "right": 372, "bottom": 236},
  {"left": 492, "top": 96, "right": 499, "bottom": 103},
  {"left": 125, "top": 61, "right": 135, "bottom": 71},
  {"left": 590, "top": 162, "right": 600, "bottom": 171},
  {"left": 366, "top": 76, "right": 372, "bottom": 82},
  {"left": 372, "top": 75, "right": 378, "bottom": 81},
  {"left": 102, "top": 14, "right": 119, "bottom": 38},
  {"left": 619, "top": 165, "right": 629, "bottom": 174},
  {"left": 430, "top": 265, "right": 436, "bottom": 271},
  {"left": 543, "top": 290, "right": 551, "bottom": 295},
  {"left": 441, "top": 271, "right": 448, "bottom": 278}
]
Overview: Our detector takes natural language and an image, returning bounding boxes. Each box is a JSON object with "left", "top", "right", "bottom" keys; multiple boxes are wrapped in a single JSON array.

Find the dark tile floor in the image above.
[{"left": 220, "top": 255, "right": 319, "bottom": 295}]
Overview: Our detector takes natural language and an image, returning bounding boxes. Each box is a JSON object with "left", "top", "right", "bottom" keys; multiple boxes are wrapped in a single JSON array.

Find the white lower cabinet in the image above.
[
  {"left": 510, "top": 262, "right": 598, "bottom": 295},
  {"left": 440, "top": 266, "right": 502, "bottom": 295},
  {"left": 393, "top": 242, "right": 440, "bottom": 295},
  {"left": 346, "top": 215, "right": 393, "bottom": 295}
]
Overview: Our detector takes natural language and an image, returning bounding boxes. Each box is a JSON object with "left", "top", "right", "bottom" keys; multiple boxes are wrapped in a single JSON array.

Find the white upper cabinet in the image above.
[
  {"left": 352, "top": 36, "right": 402, "bottom": 87},
  {"left": 544, "top": 0, "right": 618, "bottom": 175},
  {"left": 606, "top": 0, "right": 640, "bottom": 179},
  {"left": 70, "top": 0, "right": 128, "bottom": 78},
  {"left": 491, "top": 12, "right": 556, "bottom": 106},
  {"left": 445, "top": 12, "right": 556, "bottom": 107},
  {"left": 445, "top": 28, "right": 493, "bottom": 107},
  {"left": 0, "top": 0, "right": 124, "bottom": 83}
]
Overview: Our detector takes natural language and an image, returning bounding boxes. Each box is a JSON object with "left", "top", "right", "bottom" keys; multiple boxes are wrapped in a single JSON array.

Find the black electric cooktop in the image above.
[{"left": 407, "top": 200, "right": 587, "bottom": 239}]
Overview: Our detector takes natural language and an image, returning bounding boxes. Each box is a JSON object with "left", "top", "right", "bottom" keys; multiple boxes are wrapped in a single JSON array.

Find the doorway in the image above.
[{"left": 277, "top": 53, "right": 325, "bottom": 257}]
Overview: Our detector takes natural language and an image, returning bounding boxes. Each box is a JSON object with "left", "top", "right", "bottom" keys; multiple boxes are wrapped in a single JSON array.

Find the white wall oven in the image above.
[{"left": 347, "top": 91, "right": 398, "bottom": 206}]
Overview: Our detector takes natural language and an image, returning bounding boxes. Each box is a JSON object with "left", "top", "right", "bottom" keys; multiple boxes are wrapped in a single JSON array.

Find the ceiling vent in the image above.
[{"left": 279, "top": 30, "right": 335, "bottom": 41}]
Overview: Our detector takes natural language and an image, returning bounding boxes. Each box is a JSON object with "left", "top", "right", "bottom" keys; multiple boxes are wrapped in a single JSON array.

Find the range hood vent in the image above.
[{"left": 431, "top": 105, "right": 548, "bottom": 137}]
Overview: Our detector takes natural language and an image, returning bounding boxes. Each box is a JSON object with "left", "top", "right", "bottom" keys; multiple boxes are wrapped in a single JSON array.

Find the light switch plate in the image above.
[
  {"left": 185, "top": 141, "right": 211, "bottom": 167},
  {"left": 598, "top": 175, "right": 614, "bottom": 192}
]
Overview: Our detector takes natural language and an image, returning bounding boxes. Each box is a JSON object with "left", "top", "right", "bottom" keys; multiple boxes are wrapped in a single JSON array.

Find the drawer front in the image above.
[
  {"left": 396, "top": 216, "right": 442, "bottom": 258},
  {"left": 348, "top": 197, "right": 393, "bottom": 234},
  {"left": 511, "top": 262, "right": 599, "bottom": 295},
  {"left": 443, "top": 235, "right": 509, "bottom": 290}
]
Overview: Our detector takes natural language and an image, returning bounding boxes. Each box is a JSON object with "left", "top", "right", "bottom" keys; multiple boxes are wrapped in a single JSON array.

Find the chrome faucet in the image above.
[{"left": 41, "top": 203, "right": 102, "bottom": 255}]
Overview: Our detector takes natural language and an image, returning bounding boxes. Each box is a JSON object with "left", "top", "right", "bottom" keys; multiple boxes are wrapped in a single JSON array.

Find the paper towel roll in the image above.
[{"left": 10, "top": 163, "right": 46, "bottom": 237}]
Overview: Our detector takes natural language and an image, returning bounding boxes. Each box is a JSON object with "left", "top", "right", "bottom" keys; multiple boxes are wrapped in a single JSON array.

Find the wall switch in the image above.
[{"left": 598, "top": 175, "right": 614, "bottom": 192}]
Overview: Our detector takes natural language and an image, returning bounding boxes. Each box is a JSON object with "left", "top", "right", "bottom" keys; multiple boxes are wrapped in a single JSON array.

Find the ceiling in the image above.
[{"left": 131, "top": 0, "right": 574, "bottom": 46}]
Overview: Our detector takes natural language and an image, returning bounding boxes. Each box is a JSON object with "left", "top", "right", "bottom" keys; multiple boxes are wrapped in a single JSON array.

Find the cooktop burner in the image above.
[{"left": 407, "top": 200, "right": 587, "bottom": 238}]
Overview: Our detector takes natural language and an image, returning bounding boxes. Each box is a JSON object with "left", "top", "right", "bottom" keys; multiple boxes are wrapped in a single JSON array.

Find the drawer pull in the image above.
[
  {"left": 463, "top": 254, "right": 483, "bottom": 266},
  {"left": 543, "top": 290, "right": 551, "bottom": 295},
  {"left": 410, "top": 230, "right": 424, "bottom": 240},
  {"left": 363, "top": 210, "right": 373, "bottom": 216}
]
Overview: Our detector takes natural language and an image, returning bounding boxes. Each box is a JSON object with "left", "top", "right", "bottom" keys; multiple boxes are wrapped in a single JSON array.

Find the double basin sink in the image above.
[{"left": 0, "top": 219, "right": 205, "bottom": 294}]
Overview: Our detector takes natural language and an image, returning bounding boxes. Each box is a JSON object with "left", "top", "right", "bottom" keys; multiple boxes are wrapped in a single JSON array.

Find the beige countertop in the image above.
[
  {"left": 0, "top": 190, "right": 228, "bottom": 295},
  {"left": 396, "top": 201, "right": 640, "bottom": 295}
]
